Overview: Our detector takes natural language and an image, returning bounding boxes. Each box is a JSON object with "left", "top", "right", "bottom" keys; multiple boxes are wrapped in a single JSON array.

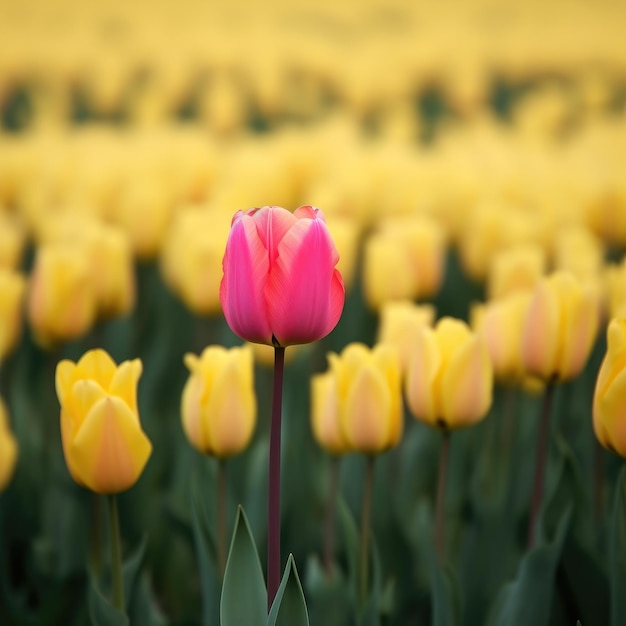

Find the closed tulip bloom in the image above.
[
  {"left": 0, "top": 269, "right": 25, "bottom": 362},
  {"left": 406, "top": 317, "right": 493, "bottom": 429},
  {"left": 329, "top": 343, "right": 403, "bottom": 454},
  {"left": 487, "top": 244, "right": 546, "bottom": 301},
  {"left": 0, "top": 212, "right": 26, "bottom": 270},
  {"left": 311, "top": 371, "right": 351, "bottom": 455},
  {"left": 593, "top": 318, "right": 626, "bottom": 456},
  {"left": 521, "top": 271, "right": 598, "bottom": 382},
  {"left": 181, "top": 345, "right": 256, "bottom": 458},
  {"left": 0, "top": 397, "right": 19, "bottom": 492},
  {"left": 220, "top": 205, "right": 345, "bottom": 347},
  {"left": 28, "top": 244, "right": 97, "bottom": 347},
  {"left": 605, "top": 258, "right": 626, "bottom": 319},
  {"left": 55, "top": 349, "right": 152, "bottom": 494}
]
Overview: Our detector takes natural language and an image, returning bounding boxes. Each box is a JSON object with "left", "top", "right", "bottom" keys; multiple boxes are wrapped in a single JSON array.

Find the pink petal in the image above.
[
  {"left": 249, "top": 206, "right": 298, "bottom": 266},
  {"left": 220, "top": 214, "right": 273, "bottom": 344},
  {"left": 266, "top": 216, "right": 345, "bottom": 346}
]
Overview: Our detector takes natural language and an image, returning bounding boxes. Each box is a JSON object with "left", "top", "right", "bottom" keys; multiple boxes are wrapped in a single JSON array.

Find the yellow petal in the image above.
[
  {"left": 372, "top": 344, "right": 403, "bottom": 446},
  {"left": 405, "top": 327, "right": 440, "bottom": 426},
  {"left": 596, "top": 366, "right": 626, "bottom": 457},
  {"left": 66, "top": 379, "right": 108, "bottom": 431},
  {"left": 0, "top": 427, "right": 18, "bottom": 491},
  {"left": 55, "top": 359, "right": 77, "bottom": 406},
  {"left": 311, "top": 372, "right": 348, "bottom": 454},
  {"left": 70, "top": 396, "right": 152, "bottom": 494},
  {"left": 76, "top": 349, "right": 117, "bottom": 388},
  {"left": 181, "top": 374, "right": 205, "bottom": 451},
  {"left": 109, "top": 359, "right": 142, "bottom": 413}
]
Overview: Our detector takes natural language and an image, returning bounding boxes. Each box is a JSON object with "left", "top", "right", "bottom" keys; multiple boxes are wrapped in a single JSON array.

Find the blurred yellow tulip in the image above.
[
  {"left": 0, "top": 212, "right": 27, "bottom": 270},
  {"left": 28, "top": 244, "right": 97, "bottom": 347},
  {"left": 521, "top": 271, "right": 599, "bottom": 382},
  {"left": 310, "top": 371, "right": 351, "bottom": 455},
  {"left": 55, "top": 350, "right": 152, "bottom": 494},
  {"left": 605, "top": 258, "right": 626, "bottom": 319},
  {"left": 487, "top": 244, "right": 546, "bottom": 301},
  {"left": 0, "top": 269, "right": 26, "bottom": 362},
  {"left": 405, "top": 317, "right": 493, "bottom": 429},
  {"left": 0, "top": 396, "right": 18, "bottom": 492},
  {"left": 328, "top": 342, "right": 403, "bottom": 454},
  {"left": 181, "top": 345, "right": 256, "bottom": 458},
  {"left": 593, "top": 318, "right": 626, "bottom": 457}
]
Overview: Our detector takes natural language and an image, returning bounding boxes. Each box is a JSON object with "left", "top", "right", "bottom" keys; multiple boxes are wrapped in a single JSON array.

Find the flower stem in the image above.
[
  {"left": 435, "top": 428, "right": 451, "bottom": 563},
  {"left": 91, "top": 494, "right": 103, "bottom": 577},
  {"left": 527, "top": 382, "right": 555, "bottom": 550},
  {"left": 107, "top": 494, "right": 125, "bottom": 613},
  {"left": 268, "top": 345, "right": 285, "bottom": 611},
  {"left": 217, "top": 459, "right": 228, "bottom": 578},
  {"left": 360, "top": 455, "right": 376, "bottom": 607},
  {"left": 323, "top": 456, "right": 341, "bottom": 575}
]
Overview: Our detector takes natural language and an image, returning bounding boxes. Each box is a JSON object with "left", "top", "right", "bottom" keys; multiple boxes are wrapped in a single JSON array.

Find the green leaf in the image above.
[
  {"left": 267, "top": 554, "right": 309, "bottom": 626},
  {"left": 487, "top": 506, "right": 572, "bottom": 626},
  {"left": 128, "top": 572, "right": 168, "bottom": 626},
  {"left": 304, "top": 557, "right": 354, "bottom": 626},
  {"left": 430, "top": 550, "right": 461, "bottom": 626},
  {"left": 89, "top": 577, "right": 130, "bottom": 626},
  {"left": 220, "top": 506, "right": 267, "bottom": 626},
  {"left": 122, "top": 535, "right": 147, "bottom": 611},
  {"left": 610, "top": 466, "right": 626, "bottom": 626}
]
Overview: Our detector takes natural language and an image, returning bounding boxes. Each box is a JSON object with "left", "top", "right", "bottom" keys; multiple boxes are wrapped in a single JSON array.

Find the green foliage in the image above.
[{"left": 268, "top": 555, "right": 309, "bottom": 626}]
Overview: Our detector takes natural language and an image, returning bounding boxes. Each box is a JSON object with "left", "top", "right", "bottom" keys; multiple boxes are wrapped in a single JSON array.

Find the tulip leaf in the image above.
[
  {"left": 88, "top": 576, "right": 130, "bottom": 626},
  {"left": 127, "top": 572, "right": 168, "bottom": 626},
  {"left": 267, "top": 554, "right": 309, "bottom": 626},
  {"left": 122, "top": 535, "right": 147, "bottom": 611},
  {"left": 304, "top": 557, "right": 354, "bottom": 626},
  {"left": 430, "top": 549, "right": 461, "bottom": 626},
  {"left": 220, "top": 506, "right": 266, "bottom": 626},
  {"left": 610, "top": 466, "right": 626, "bottom": 626},
  {"left": 487, "top": 505, "right": 571, "bottom": 626}
]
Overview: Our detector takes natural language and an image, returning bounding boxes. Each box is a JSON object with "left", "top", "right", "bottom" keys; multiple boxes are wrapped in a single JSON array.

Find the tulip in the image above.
[
  {"left": 487, "top": 244, "right": 546, "bottom": 301},
  {"left": 28, "top": 244, "right": 97, "bottom": 347},
  {"left": 220, "top": 205, "right": 345, "bottom": 347},
  {"left": 55, "top": 349, "right": 152, "bottom": 494},
  {"left": 181, "top": 345, "right": 256, "bottom": 458},
  {"left": 328, "top": 342, "right": 403, "bottom": 454},
  {"left": 311, "top": 371, "right": 351, "bottom": 455},
  {"left": 593, "top": 318, "right": 626, "bottom": 457},
  {"left": 0, "top": 211, "right": 26, "bottom": 270},
  {"left": 405, "top": 317, "right": 493, "bottom": 429},
  {"left": 521, "top": 271, "right": 598, "bottom": 382},
  {"left": 0, "top": 269, "right": 26, "bottom": 362},
  {"left": 0, "top": 396, "right": 18, "bottom": 492}
]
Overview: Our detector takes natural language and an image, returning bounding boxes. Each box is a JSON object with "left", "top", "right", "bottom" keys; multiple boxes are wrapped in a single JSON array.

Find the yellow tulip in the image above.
[
  {"left": 55, "top": 349, "right": 152, "bottom": 494},
  {"left": 311, "top": 371, "right": 351, "bottom": 455},
  {"left": 605, "top": 258, "right": 626, "bottom": 319},
  {"left": 487, "top": 244, "right": 546, "bottom": 301},
  {"left": 0, "top": 212, "right": 26, "bottom": 270},
  {"left": 328, "top": 343, "right": 403, "bottom": 454},
  {"left": 377, "top": 300, "right": 435, "bottom": 374},
  {"left": 28, "top": 244, "right": 97, "bottom": 347},
  {"left": 0, "top": 396, "right": 18, "bottom": 492},
  {"left": 521, "top": 271, "right": 599, "bottom": 382},
  {"left": 405, "top": 317, "right": 493, "bottom": 429},
  {"left": 593, "top": 318, "right": 626, "bottom": 457},
  {"left": 0, "top": 269, "right": 25, "bottom": 362},
  {"left": 181, "top": 345, "right": 256, "bottom": 458}
]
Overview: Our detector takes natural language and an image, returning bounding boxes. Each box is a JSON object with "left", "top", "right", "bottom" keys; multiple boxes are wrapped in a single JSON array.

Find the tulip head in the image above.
[
  {"left": 593, "top": 318, "right": 626, "bottom": 457},
  {"left": 0, "top": 269, "right": 25, "bottom": 362},
  {"left": 181, "top": 345, "right": 256, "bottom": 458},
  {"left": 311, "top": 371, "right": 351, "bottom": 455},
  {"left": 521, "top": 271, "right": 599, "bottom": 382},
  {"left": 487, "top": 244, "right": 546, "bottom": 301},
  {"left": 220, "top": 205, "right": 345, "bottom": 347},
  {"left": 405, "top": 317, "right": 493, "bottom": 430},
  {"left": 328, "top": 342, "right": 403, "bottom": 454},
  {"left": 0, "top": 397, "right": 18, "bottom": 492},
  {"left": 55, "top": 350, "right": 152, "bottom": 494}
]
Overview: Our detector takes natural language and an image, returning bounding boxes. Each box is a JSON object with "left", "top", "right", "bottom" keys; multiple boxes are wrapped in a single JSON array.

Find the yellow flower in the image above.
[
  {"left": 521, "top": 271, "right": 599, "bottom": 382},
  {"left": 328, "top": 343, "right": 403, "bottom": 454},
  {"left": 28, "top": 244, "right": 97, "bottom": 347},
  {"left": 593, "top": 318, "right": 626, "bottom": 457},
  {"left": 487, "top": 244, "right": 546, "bottom": 301},
  {"left": 0, "top": 396, "right": 18, "bottom": 492},
  {"left": 181, "top": 345, "right": 256, "bottom": 458},
  {"left": 55, "top": 350, "right": 152, "bottom": 494},
  {"left": 0, "top": 212, "right": 26, "bottom": 270},
  {"left": 0, "top": 269, "right": 25, "bottom": 362},
  {"left": 310, "top": 372, "right": 350, "bottom": 455},
  {"left": 405, "top": 317, "right": 493, "bottom": 429}
]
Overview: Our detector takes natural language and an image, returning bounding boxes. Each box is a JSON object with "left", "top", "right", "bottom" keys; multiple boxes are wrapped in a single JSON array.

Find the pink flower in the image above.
[{"left": 220, "top": 205, "right": 345, "bottom": 347}]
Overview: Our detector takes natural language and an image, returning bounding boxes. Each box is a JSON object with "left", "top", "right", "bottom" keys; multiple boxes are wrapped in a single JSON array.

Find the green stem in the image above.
[
  {"left": 107, "top": 494, "right": 125, "bottom": 612},
  {"left": 91, "top": 494, "right": 103, "bottom": 577},
  {"left": 360, "top": 455, "right": 376, "bottom": 607},
  {"left": 435, "top": 429, "right": 451, "bottom": 562},
  {"left": 217, "top": 459, "right": 228, "bottom": 578}
]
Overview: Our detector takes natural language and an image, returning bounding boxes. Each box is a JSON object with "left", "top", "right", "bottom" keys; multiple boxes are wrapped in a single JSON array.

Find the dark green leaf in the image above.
[
  {"left": 430, "top": 550, "right": 461, "bottom": 626},
  {"left": 220, "top": 506, "right": 266, "bottom": 626},
  {"left": 89, "top": 577, "right": 129, "bottom": 626},
  {"left": 122, "top": 535, "right": 147, "bottom": 611},
  {"left": 267, "top": 554, "right": 309, "bottom": 626},
  {"left": 610, "top": 466, "right": 626, "bottom": 626}
]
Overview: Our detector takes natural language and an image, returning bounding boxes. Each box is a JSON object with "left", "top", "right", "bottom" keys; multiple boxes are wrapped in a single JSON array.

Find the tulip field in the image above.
[{"left": 2, "top": 0, "right": 626, "bottom": 624}]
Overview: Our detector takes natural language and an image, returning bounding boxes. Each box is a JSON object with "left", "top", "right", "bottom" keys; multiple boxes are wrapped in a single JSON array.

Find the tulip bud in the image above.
[
  {"left": 0, "top": 396, "right": 18, "bottom": 492},
  {"left": 220, "top": 205, "right": 345, "bottom": 347},
  {"left": 487, "top": 244, "right": 546, "bottom": 301},
  {"left": 28, "top": 244, "right": 97, "bottom": 347},
  {"left": 405, "top": 317, "right": 493, "bottom": 430},
  {"left": 0, "top": 212, "right": 26, "bottom": 270},
  {"left": 0, "top": 269, "right": 26, "bottom": 362},
  {"left": 328, "top": 342, "right": 403, "bottom": 454},
  {"left": 310, "top": 371, "right": 351, "bottom": 455},
  {"left": 55, "top": 349, "right": 152, "bottom": 494},
  {"left": 521, "top": 271, "right": 599, "bottom": 382},
  {"left": 181, "top": 345, "right": 256, "bottom": 458},
  {"left": 594, "top": 318, "right": 626, "bottom": 456},
  {"left": 605, "top": 258, "right": 626, "bottom": 319}
]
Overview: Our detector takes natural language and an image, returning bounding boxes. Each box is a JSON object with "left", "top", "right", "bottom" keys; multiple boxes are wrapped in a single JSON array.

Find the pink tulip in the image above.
[{"left": 220, "top": 205, "right": 345, "bottom": 347}]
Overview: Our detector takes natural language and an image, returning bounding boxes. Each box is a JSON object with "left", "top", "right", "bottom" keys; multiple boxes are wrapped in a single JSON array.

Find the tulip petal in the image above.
[
  {"left": 597, "top": 367, "right": 626, "bottom": 457},
  {"left": 66, "top": 379, "right": 108, "bottom": 431},
  {"left": 250, "top": 206, "right": 298, "bottom": 264},
  {"left": 75, "top": 349, "right": 118, "bottom": 389},
  {"left": 220, "top": 215, "right": 272, "bottom": 344},
  {"left": 266, "top": 217, "right": 345, "bottom": 346},
  {"left": 71, "top": 396, "right": 152, "bottom": 494},
  {"left": 405, "top": 328, "right": 440, "bottom": 427},
  {"left": 56, "top": 359, "right": 77, "bottom": 405},
  {"left": 372, "top": 345, "right": 403, "bottom": 446},
  {"left": 109, "top": 359, "right": 143, "bottom": 414},
  {"left": 311, "top": 372, "right": 346, "bottom": 454},
  {"left": 0, "top": 426, "right": 18, "bottom": 491},
  {"left": 181, "top": 375, "right": 205, "bottom": 451}
]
